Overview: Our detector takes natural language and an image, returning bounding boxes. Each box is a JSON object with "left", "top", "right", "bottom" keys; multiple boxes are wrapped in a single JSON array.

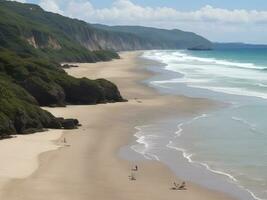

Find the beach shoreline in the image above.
[{"left": 0, "top": 52, "right": 236, "bottom": 200}]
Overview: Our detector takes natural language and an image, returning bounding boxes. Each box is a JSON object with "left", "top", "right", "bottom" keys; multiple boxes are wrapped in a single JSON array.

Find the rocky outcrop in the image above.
[
  {"left": 0, "top": 80, "right": 63, "bottom": 136},
  {"left": 56, "top": 77, "right": 125, "bottom": 105},
  {"left": 61, "top": 64, "right": 79, "bottom": 69},
  {"left": 13, "top": 109, "right": 62, "bottom": 134},
  {"left": 0, "top": 113, "right": 16, "bottom": 135},
  {"left": 26, "top": 32, "right": 62, "bottom": 50},
  {"left": 56, "top": 118, "right": 80, "bottom": 129},
  {"left": 22, "top": 76, "right": 66, "bottom": 106}
]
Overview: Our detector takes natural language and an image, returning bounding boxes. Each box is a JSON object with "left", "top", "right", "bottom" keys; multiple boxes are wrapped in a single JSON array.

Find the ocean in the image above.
[{"left": 123, "top": 48, "right": 267, "bottom": 200}]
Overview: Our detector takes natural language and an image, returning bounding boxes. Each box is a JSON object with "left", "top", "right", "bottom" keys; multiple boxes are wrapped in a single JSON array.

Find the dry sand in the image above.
[
  {"left": 0, "top": 52, "right": 236, "bottom": 200},
  {"left": 0, "top": 130, "right": 63, "bottom": 196}
]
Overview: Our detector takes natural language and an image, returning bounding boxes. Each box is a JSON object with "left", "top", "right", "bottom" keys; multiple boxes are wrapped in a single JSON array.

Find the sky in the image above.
[{"left": 12, "top": 0, "right": 267, "bottom": 44}]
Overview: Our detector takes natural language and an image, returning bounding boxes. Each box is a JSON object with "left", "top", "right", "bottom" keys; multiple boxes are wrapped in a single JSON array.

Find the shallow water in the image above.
[{"left": 125, "top": 49, "right": 267, "bottom": 200}]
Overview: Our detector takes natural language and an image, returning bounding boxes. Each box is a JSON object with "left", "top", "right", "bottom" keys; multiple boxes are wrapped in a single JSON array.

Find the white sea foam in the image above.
[
  {"left": 172, "top": 114, "right": 209, "bottom": 138},
  {"left": 190, "top": 85, "right": 267, "bottom": 100},
  {"left": 131, "top": 117, "right": 265, "bottom": 200},
  {"left": 167, "top": 140, "right": 265, "bottom": 200},
  {"left": 175, "top": 123, "right": 184, "bottom": 137},
  {"left": 164, "top": 115, "right": 266, "bottom": 200},
  {"left": 231, "top": 116, "right": 265, "bottom": 135},
  {"left": 143, "top": 50, "right": 266, "bottom": 70},
  {"left": 142, "top": 50, "right": 267, "bottom": 101},
  {"left": 133, "top": 114, "right": 209, "bottom": 163},
  {"left": 131, "top": 126, "right": 160, "bottom": 161},
  {"left": 139, "top": 50, "right": 267, "bottom": 199},
  {"left": 256, "top": 83, "right": 267, "bottom": 88}
]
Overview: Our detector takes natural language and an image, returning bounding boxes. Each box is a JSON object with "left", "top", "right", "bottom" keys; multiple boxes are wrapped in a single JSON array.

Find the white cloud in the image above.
[
  {"left": 36, "top": 0, "right": 267, "bottom": 43},
  {"left": 36, "top": 0, "right": 267, "bottom": 24},
  {"left": 39, "top": 0, "right": 63, "bottom": 14}
]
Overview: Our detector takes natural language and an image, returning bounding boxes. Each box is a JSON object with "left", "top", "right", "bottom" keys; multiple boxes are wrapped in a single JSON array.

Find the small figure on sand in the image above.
[
  {"left": 171, "top": 182, "right": 179, "bottom": 190},
  {"left": 62, "top": 137, "right": 71, "bottom": 147},
  {"left": 171, "top": 181, "right": 187, "bottom": 190},
  {"left": 128, "top": 173, "right": 136, "bottom": 181},
  {"left": 178, "top": 181, "right": 187, "bottom": 190},
  {"left": 132, "top": 165, "right": 138, "bottom": 171},
  {"left": 134, "top": 98, "right": 142, "bottom": 103}
]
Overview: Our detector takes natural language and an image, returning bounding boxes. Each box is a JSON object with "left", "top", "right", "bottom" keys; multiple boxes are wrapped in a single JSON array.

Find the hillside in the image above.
[
  {"left": 0, "top": 1, "right": 124, "bottom": 137},
  {"left": 93, "top": 24, "right": 213, "bottom": 50},
  {"left": 0, "top": 0, "right": 212, "bottom": 137},
  {"left": 0, "top": 1, "right": 212, "bottom": 54},
  {"left": 0, "top": 0, "right": 120, "bottom": 62}
]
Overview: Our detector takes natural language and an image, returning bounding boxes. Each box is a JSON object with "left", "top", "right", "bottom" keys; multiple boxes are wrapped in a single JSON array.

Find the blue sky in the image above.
[
  {"left": 89, "top": 0, "right": 267, "bottom": 11},
  {"left": 26, "top": 0, "right": 267, "bottom": 10},
  {"left": 16, "top": 0, "right": 267, "bottom": 44}
]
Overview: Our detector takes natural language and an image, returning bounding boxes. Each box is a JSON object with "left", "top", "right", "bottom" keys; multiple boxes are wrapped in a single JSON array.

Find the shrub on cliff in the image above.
[
  {"left": 0, "top": 1, "right": 126, "bottom": 136},
  {"left": 0, "top": 79, "right": 61, "bottom": 136}
]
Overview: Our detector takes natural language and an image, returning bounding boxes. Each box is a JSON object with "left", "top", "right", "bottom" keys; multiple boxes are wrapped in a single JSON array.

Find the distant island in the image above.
[
  {"left": 213, "top": 42, "right": 267, "bottom": 49},
  {"left": 0, "top": 0, "right": 212, "bottom": 138}
]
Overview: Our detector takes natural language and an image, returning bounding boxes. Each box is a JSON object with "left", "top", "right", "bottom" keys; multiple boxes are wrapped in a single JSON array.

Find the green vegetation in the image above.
[
  {"left": 0, "top": 78, "right": 61, "bottom": 136},
  {"left": 0, "top": 0, "right": 212, "bottom": 137},
  {"left": 0, "top": 0, "right": 120, "bottom": 62},
  {"left": 92, "top": 25, "right": 213, "bottom": 50},
  {"left": 0, "top": 47, "right": 124, "bottom": 136},
  {"left": 0, "top": 1, "right": 124, "bottom": 137}
]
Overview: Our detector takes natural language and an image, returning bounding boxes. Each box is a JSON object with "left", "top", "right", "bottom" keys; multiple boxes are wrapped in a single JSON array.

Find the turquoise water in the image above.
[
  {"left": 137, "top": 49, "right": 267, "bottom": 200},
  {"left": 190, "top": 48, "right": 267, "bottom": 67},
  {"left": 145, "top": 49, "right": 267, "bottom": 100}
]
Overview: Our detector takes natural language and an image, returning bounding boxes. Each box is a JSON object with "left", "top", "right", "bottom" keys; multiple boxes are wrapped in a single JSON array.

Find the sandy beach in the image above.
[{"left": 0, "top": 52, "right": 236, "bottom": 200}]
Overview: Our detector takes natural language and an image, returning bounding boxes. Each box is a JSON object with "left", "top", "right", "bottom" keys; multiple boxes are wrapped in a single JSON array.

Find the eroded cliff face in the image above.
[
  {"left": 80, "top": 35, "right": 151, "bottom": 51},
  {"left": 26, "top": 35, "right": 61, "bottom": 50},
  {"left": 69, "top": 25, "right": 213, "bottom": 51},
  {"left": 85, "top": 34, "right": 159, "bottom": 51},
  {"left": 6, "top": 2, "right": 212, "bottom": 53}
]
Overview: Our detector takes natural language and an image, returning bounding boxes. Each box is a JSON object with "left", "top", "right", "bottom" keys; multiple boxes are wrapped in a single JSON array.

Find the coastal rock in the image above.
[
  {"left": 96, "top": 79, "right": 126, "bottom": 102},
  {"left": 61, "top": 64, "right": 79, "bottom": 69},
  {"left": 56, "top": 118, "right": 80, "bottom": 129},
  {"left": 0, "top": 113, "right": 16, "bottom": 136},
  {"left": 58, "top": 77, "right": 125, "bottom": 105},
  {"left": 22, "top": 76, "right": 66, "bottom": 106},
  {"left": 0, "top": 79, "right": 63, "bottom": 137},
  {"left": 13, "top": 109, "right": 63, "bottom": 134}
]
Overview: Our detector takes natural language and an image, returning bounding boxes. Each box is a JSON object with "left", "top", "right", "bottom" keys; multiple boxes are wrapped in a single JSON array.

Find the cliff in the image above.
[
  {"left": 0, "top": 1, "right": 212, "bottom": 55},
  {"left": 0, "top": 0, "right": 212, "bottom": 136},
  {"left": 92, "top": 25, "right": 213, "bottom": 50},
  {"left": 0, "top": 1, "right": 124, "bottom": 137}
]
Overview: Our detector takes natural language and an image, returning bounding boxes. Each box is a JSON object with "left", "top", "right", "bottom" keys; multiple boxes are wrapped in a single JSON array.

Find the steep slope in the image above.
[
  {"left": 0, "top": 1, "right": 212, "bottom": 53},
  {"left": 0, "top": 1, "right": 124, "bottom": 137},
  {"left": 0, "top": 0, "right": 212, "bottom": 137},
  {"left": 0, "top": 0, "right": 119, "bottom": 62},
  {"left": 93, "top": 25, "right": 213, "bottom": 50}
]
